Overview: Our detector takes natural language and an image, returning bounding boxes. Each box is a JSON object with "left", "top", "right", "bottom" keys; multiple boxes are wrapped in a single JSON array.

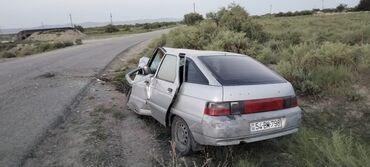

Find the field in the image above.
[
  {"left": 84, "top": 22, "right": 179, "bottom": 38},
  {"left": 124, "top": 6, "right": 370, "bottom": 167}
]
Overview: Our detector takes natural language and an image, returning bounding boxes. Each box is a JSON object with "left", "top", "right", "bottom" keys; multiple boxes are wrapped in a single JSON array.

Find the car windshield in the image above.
[{"left": 199, "top": 55, "right": 286, "bottom": 86}]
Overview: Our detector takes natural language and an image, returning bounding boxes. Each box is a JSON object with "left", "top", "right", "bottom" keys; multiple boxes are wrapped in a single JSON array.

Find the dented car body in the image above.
[{"left": 125, "top": 47, "right": 301, "bottom": 155}]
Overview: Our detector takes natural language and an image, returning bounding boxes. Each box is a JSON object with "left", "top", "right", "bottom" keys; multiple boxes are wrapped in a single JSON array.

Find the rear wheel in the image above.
[{"left": 171, "top": 116, "right": 193, "bottom": 155}]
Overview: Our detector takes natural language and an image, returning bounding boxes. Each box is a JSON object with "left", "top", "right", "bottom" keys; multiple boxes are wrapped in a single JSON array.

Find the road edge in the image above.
[{"left": 19, "top": 40, "right": 146, "bottom": 166}]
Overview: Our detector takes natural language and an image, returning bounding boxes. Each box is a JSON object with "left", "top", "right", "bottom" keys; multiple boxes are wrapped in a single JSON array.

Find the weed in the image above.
[
  {"left": 75, "top": 39, "right": 83, "bottom": 45},
  {"left": 91, "top": 125, "right": 108, "bottom": 141},
  {"left": 94, "top": 105, "right": 112, "bottom": 113},
  {"left": 345, "top": 90, "right": 362, "bottom": 102},
  {"left": 112, "top": 110, "right": 125, "bottom": 120},
  {"left": 1, "top": 51, "right": 16, "bottom": 58}
]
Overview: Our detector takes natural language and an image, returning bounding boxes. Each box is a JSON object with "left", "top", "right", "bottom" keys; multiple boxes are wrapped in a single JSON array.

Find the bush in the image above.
[
  {"left": 357, "top": 0, "right": 370, "bottom": 11},
  {"left": 207, "top": 4, "right": 269, "bottom": 42},
  {"left": 75, "top": 39, "right": 83, "bottom": 45},
  {"left": 283, "top": 128, "right": 370, "bottom": 167},
  {"left": 205, "top": 30, "right": 248, "bottom": 53},
  {"left": 53, "top": 42, "right": 66, "bottom": 49},
  {"left": 276, "top": 42, "right": 360, "bottom": 95},
  {"left": 105, "top": 24, "right": 119, "bottom": 33},
  {"left": 39, "top": 43, "right": 53, "bottom": 51},
  {"left": 218, "top": 4, "right": 249, "bottom": 32},
  {"left": 74, "top": 25, "right": 85, "bottom": 32},
  {"left": 336, "top": 4, "right": 347, "bottom": 12},
  {"left": 63, "top": 41, "right": 74, "bottom": 47},
  {"left": 346, "top": 90, "right": 362, "bottom": 102},
  {"left": 2, "top": 51, "right": 16, "bottom": 58},
  {"left": 183, "top": 13, "right": 204, "bottom": 26},
  {"left": 166, "top": 26, "right": 203, "bottom": 49}
]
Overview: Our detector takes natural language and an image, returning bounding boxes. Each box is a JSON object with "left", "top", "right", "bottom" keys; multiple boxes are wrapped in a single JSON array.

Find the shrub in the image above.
[
  {"left": 183, "top": 13, "right": 204, "bottom": 26},
  {"left": 75, "top": 39, "right": 83, "bottom": 45},
  {"left": 210, "top": 4, "right": 269, "bottom": 42},
  {"left": 39, "top": 43, "right": 53, "bottom": 51},
  {"left": 218, "top": 4, "right": 249, "bottom": 32},
  {"left": 276, "top": 42, "right": 359, "bottom": 95},
  {"left": 336, "top": 4, "right": 348, "bottom": 12},
  {"left": 104, "top": 24, "right": 119, "bottom": 33},
  {"left": 309, "top": 65, "right": 351, "bottom": 89},
  {"left": 74, "top": 25, "right": 85, "bottom": 32},
  {"left": 2, "top": 51, "right": 16, "bottom": 58},
  {"left": 357, "top": 0, "right": 370, "bottom": 11},
  {"left": 166, "top": 26, "right": 203, "bottom": 49},
  {"left": 283, "top": 128, "right": 370, "bottom": 167},
  {"left": 53, "top": 42, "right": 65, "bottom": 49},
  {"left": 205, "top": 30, "right": 248, "bottom": 53},
  {"left": 345, "top": 90, "right": 362, "bottom": 102},
  {"left": 63, "top": 41, "right": 74, "bottom": 47}
]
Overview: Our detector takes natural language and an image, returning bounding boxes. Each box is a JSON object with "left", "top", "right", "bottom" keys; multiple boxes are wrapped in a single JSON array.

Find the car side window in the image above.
[
  {"left": 185, "top": 59, "right": 208, "bottom": 85},
  {"left": 156, "top": 55, "right": 177, "bottom": 82},
  {"left": 149, "top": 49, "right": 164, "bottom": 74}
]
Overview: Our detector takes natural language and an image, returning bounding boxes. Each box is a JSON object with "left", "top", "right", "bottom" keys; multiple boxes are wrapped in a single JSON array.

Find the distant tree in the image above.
[
  {"left": 74, "top": 25, "right": 85, "bottom": 32},
  {"left": 336, "top": 4, "right": 347, "bottom": 12},
  {"left": 104, "top": 24, "right": 119, "bottom": 33},
  {"left": 183, "top": 13, "right": 204, "bottom": 26},
  {"left": 357, "top": 0, "right": 370, "bottom": 11}
]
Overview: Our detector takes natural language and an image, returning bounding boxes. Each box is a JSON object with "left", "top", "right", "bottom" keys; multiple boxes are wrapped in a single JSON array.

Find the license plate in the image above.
[{"left": 250, "top": 119, "right": 282, "bottom": 132}]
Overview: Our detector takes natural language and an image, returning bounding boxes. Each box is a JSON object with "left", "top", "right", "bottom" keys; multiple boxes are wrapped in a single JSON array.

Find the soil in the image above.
[
  {"left": 25, "top": 30, "right": 86, "bottom": 42},
  {"left": 22, "top": 40, "right": 172, "bottom": 167}
]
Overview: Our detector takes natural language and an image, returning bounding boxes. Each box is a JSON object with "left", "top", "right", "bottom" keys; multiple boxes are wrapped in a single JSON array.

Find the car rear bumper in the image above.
[{"left": 192, "top": 107, "right": 301, "bottom": 146}]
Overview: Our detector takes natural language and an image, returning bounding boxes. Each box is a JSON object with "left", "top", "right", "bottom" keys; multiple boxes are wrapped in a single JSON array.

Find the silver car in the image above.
[{"left": 125, "top": 47, "right": 301, "bottom": 155}]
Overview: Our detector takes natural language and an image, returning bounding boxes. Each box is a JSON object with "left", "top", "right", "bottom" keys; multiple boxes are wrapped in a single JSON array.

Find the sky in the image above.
[{"left": 0, "top": 0, "right": 360, "bottom": 29}]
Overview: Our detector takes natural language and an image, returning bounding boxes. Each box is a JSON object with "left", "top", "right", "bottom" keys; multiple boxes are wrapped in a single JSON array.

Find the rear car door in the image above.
[{"left": 148, "top": 54, "right": 179, "bottom": 125}]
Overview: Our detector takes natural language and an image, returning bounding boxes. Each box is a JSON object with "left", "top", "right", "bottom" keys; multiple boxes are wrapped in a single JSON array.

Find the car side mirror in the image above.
[
  {"left": 142, "top": 65, "right": 151, "bottom": 75},
  {"left": 138, "top": 57, "right": 149, "bottom": 68}
]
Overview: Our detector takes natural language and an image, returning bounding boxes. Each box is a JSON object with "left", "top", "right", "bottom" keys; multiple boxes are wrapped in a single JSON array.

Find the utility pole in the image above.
[
  {"left": 270, "top": 4, "right": 272, "bottom": 15},
  {"left": 69, "top": 13, "right": 73, "bottom": 27},
  {"left": 193, "top": 2, "right": 196, "bottom": 13},
  {"left": 110, "top": 13, "right": 113, "bottom": 25},
  {"left": 322, "top": 0, "right": 324, "bottom": 10}
]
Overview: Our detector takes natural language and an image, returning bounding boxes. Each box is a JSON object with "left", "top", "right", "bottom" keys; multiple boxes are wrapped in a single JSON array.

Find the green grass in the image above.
[
  {"left": 0, "top": 41, "right": 76, "bottom": 58},
  {"left": 141, "top": 6, "right": 370, "bottom": 167},
  {"left": 84, "top": 22, "right": 179, "bottom": 37}
]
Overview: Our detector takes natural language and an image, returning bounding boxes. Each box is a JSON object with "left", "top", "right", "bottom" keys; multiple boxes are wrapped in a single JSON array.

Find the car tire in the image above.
[{"left": 171, "top": 116, "right": 193, "bottom": 156}]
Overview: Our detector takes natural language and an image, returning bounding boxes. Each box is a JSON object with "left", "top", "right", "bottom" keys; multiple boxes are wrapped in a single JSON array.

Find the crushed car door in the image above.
[
  {"left": 127, "top": 48, "right": 165, "bottom": 115},
  {"left": 148, "top": 54, "right": 180, "bottom": 125}
]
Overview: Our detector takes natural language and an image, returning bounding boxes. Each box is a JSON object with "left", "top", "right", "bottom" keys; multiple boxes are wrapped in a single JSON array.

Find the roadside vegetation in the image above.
[
  {"left": 118, "top": 3, "right": 370, "bottom": 167},
  {"left": 84, "top": 21, "right": 179, "bottom": 37},
  {"left": 0, "top": 29, "right": 84, "bottom": 58},
  {"left": 0, "top": 40, "right": 78, "bottom": 58}
]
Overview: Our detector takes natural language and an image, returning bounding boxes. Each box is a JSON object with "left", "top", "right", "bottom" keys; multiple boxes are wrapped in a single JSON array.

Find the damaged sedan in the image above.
[{"left": 125, "top": 47, "right": 302, "bottom": 155}]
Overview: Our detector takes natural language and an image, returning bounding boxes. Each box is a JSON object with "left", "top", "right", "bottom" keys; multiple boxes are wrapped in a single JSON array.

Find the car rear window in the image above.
[{"left": 199, "top": 55, "right": 286, "bottom": 86}]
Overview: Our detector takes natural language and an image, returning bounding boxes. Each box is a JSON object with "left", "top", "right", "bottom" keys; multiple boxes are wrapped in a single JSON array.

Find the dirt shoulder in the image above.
[{"left": 22, "top": 40, "right": 171, "bottom": 167}]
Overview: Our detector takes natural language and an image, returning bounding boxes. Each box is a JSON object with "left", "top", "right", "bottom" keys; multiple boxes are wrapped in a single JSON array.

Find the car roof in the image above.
[{"left": 161, "top": 47, "right": 241, "bottom": 58}]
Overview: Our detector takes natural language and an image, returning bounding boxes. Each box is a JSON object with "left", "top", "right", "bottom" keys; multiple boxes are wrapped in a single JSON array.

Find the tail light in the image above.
[
  {"left": 204, "top": 96, "right": 298, "bottom": 116},
  {"left": 204, "top": 102, "right": 230, "bottom": 116}
]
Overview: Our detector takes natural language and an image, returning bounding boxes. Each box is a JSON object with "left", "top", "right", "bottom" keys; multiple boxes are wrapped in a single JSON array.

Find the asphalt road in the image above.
[{"left": 0, "top": 30, "right": 166, "bottom": 167}]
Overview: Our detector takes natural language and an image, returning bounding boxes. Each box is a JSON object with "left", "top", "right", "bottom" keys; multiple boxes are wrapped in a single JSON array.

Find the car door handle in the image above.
[
  {"left": 144, "top": 80, "right": 150, "bottom": 85},
  {"left": 167, "top": 88, "right": 173, "bottom": 93}
]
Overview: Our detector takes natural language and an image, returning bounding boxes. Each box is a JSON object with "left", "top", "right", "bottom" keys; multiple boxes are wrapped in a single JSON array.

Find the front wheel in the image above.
[{"left": 171, "top": 116, "right": 194, "bottom": 155}]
